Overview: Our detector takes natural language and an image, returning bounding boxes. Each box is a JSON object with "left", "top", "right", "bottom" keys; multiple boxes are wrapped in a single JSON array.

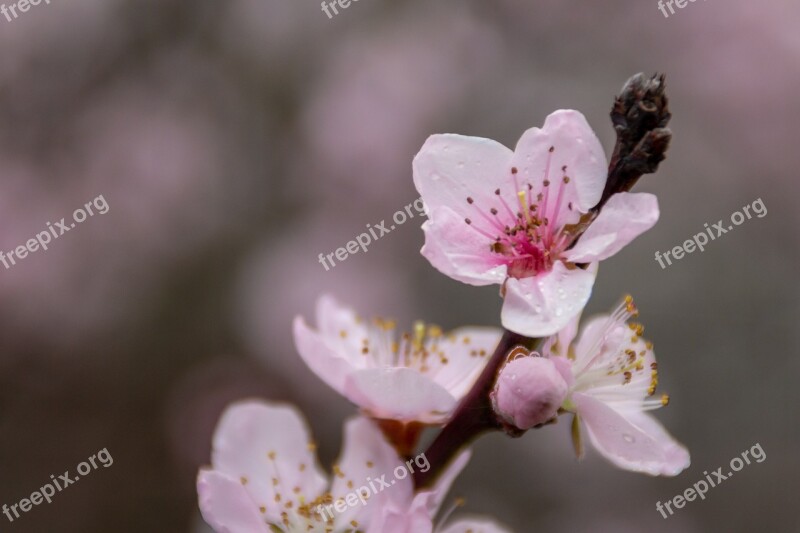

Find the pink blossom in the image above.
[
  {"left": 545, "top": 297, "right": 690, "bottom": 476},
  {"left": 413, "top": 110, "right": 659, "bottom": 336},
  {"left": 491, "top": 351, "right": 568, "bottom": 430},
  {"left": 293, "top": 295, "right": 502, "bottom": 424},
  {"left": 197, "top": 401, "right": 507, "bottom": 533}
]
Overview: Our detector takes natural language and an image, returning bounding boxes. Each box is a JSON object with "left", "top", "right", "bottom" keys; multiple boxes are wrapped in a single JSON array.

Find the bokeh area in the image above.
[{"left": 0, "top": 0, "right": 798, "bottom": 531}]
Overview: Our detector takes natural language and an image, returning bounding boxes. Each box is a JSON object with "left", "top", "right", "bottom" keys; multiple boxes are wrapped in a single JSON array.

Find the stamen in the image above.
[
  {"left": 547, "top": 175, "right": 570, "bottom": 245},
  {"left": 517, "top": 190, "right": 533, "bottom": 224},
  {"left": 494, "top": 190, "right": 518, "bottom": 222},
  {"left": 538, "top": 148, "right": 555, "bottom": 227},
  {"left": 413, "top": 321, "right": 425, "bottom": 351}
]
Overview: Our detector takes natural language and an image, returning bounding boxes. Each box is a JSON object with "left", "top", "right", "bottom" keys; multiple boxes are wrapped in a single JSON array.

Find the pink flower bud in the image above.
[{"left": 491, "top": 356, "right": 568, "bottom": 430}]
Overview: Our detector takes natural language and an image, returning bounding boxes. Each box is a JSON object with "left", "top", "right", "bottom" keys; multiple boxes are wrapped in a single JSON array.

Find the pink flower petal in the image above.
[
  {"left": 344, "top": 367, "right": 457, "bottom": 423},
  {"left": 413, "top": 133, "right": 514, "bottom": 220},
  {"left": 210, "top": 401, "right": 328, "bottom": 521},
  {"left": 422, "top": 326, "right": 503, "bottom": 399},
  {"left": 543, "top": 311, "right": 582, "bottom": 359},
  {"left": 421, "top": 206, "right": 508, "bottom": 286},
  {"left": 197, "top": 470, "right": 269, "bottom": 533},
  {"left": 511, "top": 110, "right": 607, "bottom": 213},
  {"left": 315, "top": 294, "right": 371, "bottom": 347},
  {"left": 626, "top": 412, "right": 691, "bottom": 476},
  {"left": 572, "top": 314, "right": 614, "bottom": 370},
  {"left": 330, "top": 417, "right": 413, "bottom": 527},
  {"left": 420, "top": 449, "right": 471, "bottom": 516},
  {"left": 368, "top": 450, "right": 470, "bottom": 533},
  {"left": 563, "top": 192, "right": 659, "bottom": 263},
  {"left": 550, "top": 355, "right": 575, "bottom": 388},
  {"left": 573, "top": 393, "right": 689, "bottom": 476},
  {"left": 501, "top": 262, "right": 597, "bottom": 337},
  {"left": 373, "top": 501, "right": 434, "bottom": 533},
  {"left": 493, "top": 356, "right": 568, "bottom": 429},
  {"left": 441, "top": 518, "right": 513, "bottom": 533},
  {"left": 292, "top": 313, "right": 362, "bottom": 395}
]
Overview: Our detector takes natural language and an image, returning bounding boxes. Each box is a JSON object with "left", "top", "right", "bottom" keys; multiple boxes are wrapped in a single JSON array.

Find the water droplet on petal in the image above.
[
  {"left": 623, "top": 433, "right": 635, "bottom": 443},
  {"left": 510, "top": 374, "right": 517, "bottom": 381}
]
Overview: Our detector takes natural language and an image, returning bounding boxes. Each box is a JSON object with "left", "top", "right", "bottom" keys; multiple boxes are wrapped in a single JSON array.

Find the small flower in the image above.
[
  {"left": 413, "top": 110, "right": 659, "bottom": 336},
  {"left": 293, "top": 295, "right": 502, "bottom": 424},
  {"left": 491, "top": 349, "right": 568, "bottom": 430},
  {"left": 545, "top": 297, "right": 690, "bottom": 476},
  {"left": 197, "top": 401, "right": 507, "bottom": 533}
]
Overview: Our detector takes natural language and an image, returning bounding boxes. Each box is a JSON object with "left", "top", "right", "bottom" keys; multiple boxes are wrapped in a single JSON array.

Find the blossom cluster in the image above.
[{"left": 197, "top": 76, "right": 690, "bottom": 532}]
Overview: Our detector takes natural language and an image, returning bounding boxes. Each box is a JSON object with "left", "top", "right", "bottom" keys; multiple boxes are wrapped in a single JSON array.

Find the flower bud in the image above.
[{"left": 491, "top": 356, "right": 568, "bottom": 430}]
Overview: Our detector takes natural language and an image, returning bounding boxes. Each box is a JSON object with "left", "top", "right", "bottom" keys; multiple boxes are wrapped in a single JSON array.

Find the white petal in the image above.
[
  {"left": 563, "top": 192, "right": 659, "bottom": 263},
  {"left": 501, "top": 262, "right": 597, "bottom": 337}
]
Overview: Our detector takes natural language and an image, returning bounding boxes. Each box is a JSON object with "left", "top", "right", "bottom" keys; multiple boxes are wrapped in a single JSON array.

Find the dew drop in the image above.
[
  {"left": 510, "top": 374, "right": 517, "bottom": 381},
  {"left": 623, "top": 433, "right": 635, "bottom": 443}
]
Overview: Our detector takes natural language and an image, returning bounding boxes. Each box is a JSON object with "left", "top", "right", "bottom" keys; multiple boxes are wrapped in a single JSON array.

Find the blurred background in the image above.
[{"left": 0, "top": 0, "right": 797, "bottom": 531}]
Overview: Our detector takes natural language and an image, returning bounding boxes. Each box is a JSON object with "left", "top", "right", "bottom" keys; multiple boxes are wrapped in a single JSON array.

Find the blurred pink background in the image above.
[{"left": 0, "top": 0, "right": 798, "bottom": 531}]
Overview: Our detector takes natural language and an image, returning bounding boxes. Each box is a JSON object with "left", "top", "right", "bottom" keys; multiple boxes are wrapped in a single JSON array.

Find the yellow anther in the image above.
[
  {"left": 413, "top": 321, "right": 426, "bottom": 350},
  {"left": 517, "top": 190, "right": 533, "bottom": 224}
]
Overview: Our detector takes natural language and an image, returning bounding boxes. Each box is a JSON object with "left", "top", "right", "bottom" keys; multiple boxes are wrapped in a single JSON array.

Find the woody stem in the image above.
[{"left": 412, "top": 330, "right": 541, "bottom": 489}]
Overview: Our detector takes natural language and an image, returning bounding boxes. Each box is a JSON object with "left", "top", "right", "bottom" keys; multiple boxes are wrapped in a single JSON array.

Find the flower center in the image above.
[
  {"left": 462, "top": 146, "right": 577, "bottom": 279},
  {"left": 352, "top": 318, "right": 454, "bottom": 374}
]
